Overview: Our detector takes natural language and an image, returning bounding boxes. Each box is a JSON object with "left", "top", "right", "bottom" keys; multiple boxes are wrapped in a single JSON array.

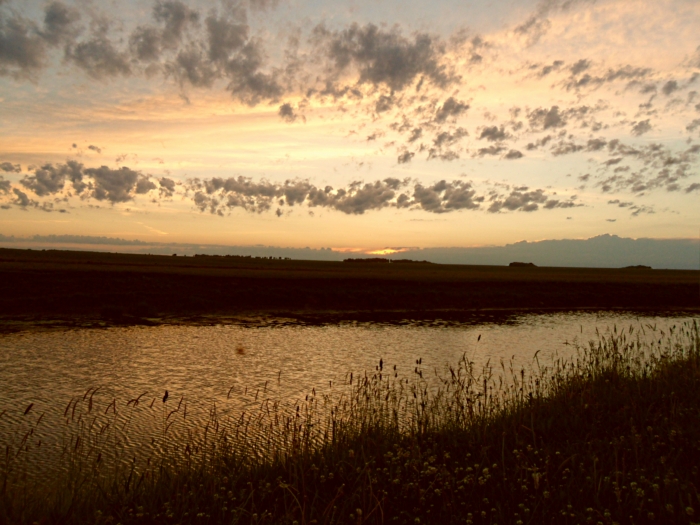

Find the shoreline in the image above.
[
  {"left": 2, "top": 247, "right": 698, "bottom": 334},
  {"left": 1, "top": 305, "right": 698, "bottom": 335}
]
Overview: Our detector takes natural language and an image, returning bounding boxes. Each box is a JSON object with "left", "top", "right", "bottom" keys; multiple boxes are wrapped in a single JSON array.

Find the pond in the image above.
[{"left": 0, "top": 310, "right": 696, "bottom": 479}]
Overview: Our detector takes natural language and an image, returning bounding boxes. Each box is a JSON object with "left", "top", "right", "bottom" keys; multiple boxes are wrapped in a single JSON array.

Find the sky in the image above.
[{"left": 0, "top": 0, "right": 699, "bottom": 255}]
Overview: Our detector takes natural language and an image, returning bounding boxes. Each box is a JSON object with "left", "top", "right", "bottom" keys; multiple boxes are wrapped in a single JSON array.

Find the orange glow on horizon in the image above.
[{"left": 367, "top": 248, "right": 409, "bottom": 256}]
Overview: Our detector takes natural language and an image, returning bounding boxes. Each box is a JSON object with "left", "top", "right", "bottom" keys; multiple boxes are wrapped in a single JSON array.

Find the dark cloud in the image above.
[
  {"left": 159, "top": 176, "right": 176, "bottom": 197},
  {"left": 661, "top": 80, "right": 679, "bottom": 96},
  {"left": 630, "top": 119, "right": 652, "bottom": 136},
  {"left": 570, "top": 59, "right": 590, "bottom": 75},
  {"left": 586, "top": 138, "right": 607, "bottom": 151},
  {"left": 331, "top": 180, "right": 399, "bottom": 214},
  {"left": 84, "top": 166, "right": 154, "bottom": 202},
  {"left": 166, "top": 45, "right": 218, "bottom": 88},
  {"left": 16, "top": 160, "right": 159, "bottom": 204},
  {"left": 434, "top": 97, "right": 469, "bottom": 123},
  {"left": 130, "top": 26, "right": 163, "bottom": 62},
  {"left": 13, "top": 188, "right": 31, "bottom": 207},
  {"left": 685, "top": 182, "right": 700, "bottom": 193},
  {"left": 0, "top": 175, "right": 10, "bottom": 193},
  {"left": 374, "top": 93, "right": 395, "bottom": 113},
  {"left": 686, "top": 119, "right": 700, "bottom": 132},
  {"left": 206, "top": 13, "right": 248, "bottom": 64},
  {"left": 130, "top": 1, "right": 199, "bottom": 62},
  {"left": 0, "top": 11, "right": 47, "bottom": 78},
  {"left": 40, "top": 1, "right": 81, "bottom": 46},
  {"left": 134, "top": 8, "right": 281, "bottom": 104},
  {"left": 67, "top": 32, "right": 132, "bottom": 79},
  {"left": 527, "top": 106, "right": 566, "bottom": 130},
  {"left": 20, "top": 161, "right": 82, "bottom": 196},
  {"left": 565, "top": 65, "right": 651, "bottom": 91},
  {"left": 156, "top": 1, "right": 199, "bottom": 48},
  {"left": 187, "top": 176, "right": 486, "bottom": 215},
  {"left": 407, "top": 127, "right": 422, "bottom": 143},
  {"left": 513, "top": 14, "right": 551, "bottom": 46},
  {"left": 410, "top": 180, "right": 482, "bottom": 213},
  {"left": 476, "top": 144, "right": 506, "bottom": 157},
  {"left": 504, "top": 149, "right": 524, "bottom": 160},
  {"left": 278, "top": 102, "right": 298, "bottom": 123},
  {"left": 525, "top": 135, "right": 552, "bottom": 150},
  {"left": 427, "top": 128, "right": 467, "bottom": 160},
  {"left": 0, "top": 161, "right": 20, "bottom": 173},
  {"left": 478, "top": 125, "right": 509, "bottom": 141},
  {"left": 88, "top": 144, "right": 102, "bottom": 153},
  {"left": 397, "top": 150, "right": 414, "bottom": 164},
  {"left": 313, "top": 23, "right": 454, "bottom": 92},
  {"left": 551, "top": 140, "right": 583, "bottom": 156},
  {"left": 539, "top": 60, "right": 564, "bottom": 77},
  {"left": 432, "top": 128, "right": 467, "bottom": 148},
  {"left": 488, "top": 187, "right": 576, "bottom": 213},
  {"left": 595, "top": 142, "right": 700, "bottom": 194},
  {"left": 222, "top": 39, "right": 283, "bottom": 105}
]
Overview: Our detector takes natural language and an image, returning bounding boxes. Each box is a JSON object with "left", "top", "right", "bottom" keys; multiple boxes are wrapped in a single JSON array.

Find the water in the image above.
[{"left": 0, "top": 310, "right": 696, "bottom": 479}]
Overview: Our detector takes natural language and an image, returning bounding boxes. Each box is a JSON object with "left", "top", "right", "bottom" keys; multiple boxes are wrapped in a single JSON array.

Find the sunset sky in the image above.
[{"left": 1, "top": 0, "right": 699, "bottom": 254}]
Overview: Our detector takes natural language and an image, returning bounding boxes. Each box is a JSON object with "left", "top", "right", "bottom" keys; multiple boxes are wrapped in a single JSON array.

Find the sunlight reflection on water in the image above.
[{"left": 0, "top": 310, "right": 696, "bottom": 477}]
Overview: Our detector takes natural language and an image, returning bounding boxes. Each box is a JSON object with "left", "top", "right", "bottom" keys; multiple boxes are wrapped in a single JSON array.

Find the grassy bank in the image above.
[
  {"left": 2, "top": 248, "right": 698, "bottom": 330},
  {"left": 2, "top": 322, "right": 699, "bottom": 524}
]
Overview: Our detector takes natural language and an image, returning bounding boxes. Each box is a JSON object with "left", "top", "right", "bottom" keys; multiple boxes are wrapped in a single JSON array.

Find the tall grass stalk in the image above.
[{"left": 1, "top": 321, "right": 699, "bottom": 524}]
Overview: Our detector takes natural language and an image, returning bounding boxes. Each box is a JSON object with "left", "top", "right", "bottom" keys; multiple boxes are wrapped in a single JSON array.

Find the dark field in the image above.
[{"left": 0, "top": 247, "right": 698, "bottom": 331}]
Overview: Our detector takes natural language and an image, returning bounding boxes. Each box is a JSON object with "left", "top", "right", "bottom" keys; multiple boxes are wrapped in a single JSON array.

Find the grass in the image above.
[{"left": 1, "top": 321, "right": 699, "bottom": 524}]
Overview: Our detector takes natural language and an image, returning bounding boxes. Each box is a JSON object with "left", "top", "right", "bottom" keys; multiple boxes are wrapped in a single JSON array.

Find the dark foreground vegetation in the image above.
[
  {"left": 1, "top": 322, "right": 699, "bottom": 524},
  {"left": 0, "top": 248, "right": 697, "bottom": 331}
]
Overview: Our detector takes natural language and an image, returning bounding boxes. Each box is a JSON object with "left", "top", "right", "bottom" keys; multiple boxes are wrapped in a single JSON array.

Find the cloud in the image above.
[
  {"left": 313, "top": 23, "right": 455, "bottom": 92},
  {"left": 397, "top": 150, "right": 414, "bottom": 164},
  {"left": 189, "top": 176, "right": 482, "bottom": 215},
  {"left": 67, "top": 32, "right": 132, "bottom": 79},
  {"left": 630, "top": 119, "right": 652, "bottom": 136},
  {"left": 488, "top": 187, "right": 577, "bottom": 213},
  {"left": 686, "top": 182, "right": 700, "bottom": 193},
  {"left": 16, "top": 160, "right": 159, "bottom": 204},
  {"left": 278, "top": 102, "right": 298, "bottom": 123},
  {"left": 13, "top": 188, "right": 31, "bottom": 207},
  {"left": 434, "top": 97, "right": 469, "bottom": 123},
  {"left": 478, "top": 125, "right": 509, "bottom": 142},
  {"left": 0, "top": 161, "right": 20, "bottom": 173},
  {"left": 130, "top": 1, "right": 199, "bottom": 62},
  {"left": 156, "top": 1, "right": 199, "bottom": 48},
  {"left": 525, "top": 135, "right": 553, "bottom": 150},
  {"left": 586, "top": 138, "right": 607, "bottom": 151},
  {"left": 0, "top": 175, "right": 10, "bottom": 193},
  {"left": 88, "top": 144, "right": 102, "bottom": 153},
  {"left": 81, "top": 165, "right": 154, "bottom": 202},
  {"left": 504, "top": 149, "right": 524, "bottom": 159},
  {"left": 0, "top": 10, "right": 47, "bottom": 78},
  {"left": 565, "top": 64, "right": 651, "bottom": 91},
  {"left": 159, "top": 176, "right": 176, "bottom": 197},
  {"left": 20, "top": 161, "right": 83, "bottom": 196},
  {"left": 686, "top": 119, "right": 700, "bottom": 132},
  {"left": 570, "top": 59, "right": 590, "bottom": 75},
  {"left": 527, "top": 106, "right": 566, "bottom": 130},
  {"left": 661, "top": 80, "right": 679, "bottom": 96},
  {"left": 476, "top": 144, "right": 506, "bottom": 157},
  {"left": 410, "top": 180, "right": 482, "bottom": 213},
  {"left": 551, "top": 140, "right": 583, "bottom": 156},
  {"left": 40, "top": 1, "right": 81, "bottom": 46},
  {"left": 538, "top": 60, "right": 564, "bottom": 77}
]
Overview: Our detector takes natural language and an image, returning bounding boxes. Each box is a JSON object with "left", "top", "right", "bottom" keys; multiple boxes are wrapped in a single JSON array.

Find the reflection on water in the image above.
[{"left": 0, "top": 311, "right": 696, "bottom": 478}]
